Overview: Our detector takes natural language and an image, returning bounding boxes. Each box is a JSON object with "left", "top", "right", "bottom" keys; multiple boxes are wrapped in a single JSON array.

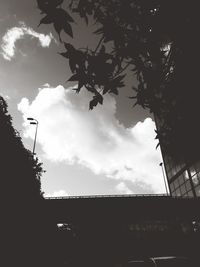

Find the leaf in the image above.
[
  {"left": 128, "top": 95, "right": 137, "bottom": 99},
  {"left": 38, "top": 14, "right": 53, "bottom": 26},
  {"left": 37, "top": 0, "right": 64, "bottom": 13},
  {"left": 37, "top": 0, "right": 49, "bottom": 13},
  {"left": 97, "top": 93, "right": 103, "bottom": 105},
  {"left": 58, "top": 52, "right": 69, "bottom": 58},
  {"left": 77, "top": 80, "right": 85, "bottom": 92},
  {"left": 68, "top": 74, "right": 79, "bottom": 81},
  {"left": 51, "top": 9, "right": 74, "bottom": 41},
  {"left": 112, "top": 74, "right": 126, "bottom": 85},
  {"left": 89, "top": 97, "right": 98, "bottom": 110},
  {"left": 103, "top": 86, "right": 109, "bottom": 95},
  {"left": 94, "top": 27, "right": 104, "bottom": 35},
  {"left": 110, "top": 87, "right": 118, "bottom": 95},
  {"left": 54, "top": 22, "right": 62, "bottom": 42},
  {"left": 54, "top": 8, "right": 74, "bottom": 23},
  {"left": 89, "top": 94, "right": 103, "bottom": 110},
  {"left": 156, "top": 142, "right": 160, "bottom": 149},
  {"left": 69, "top": 58, "right": 77, "bottom": 73},
  {"left": 63, "top": 22, "right": 73, "bottom": 38},
  {"left": 64, "top": 43, "right": 74, "bottom": 51}
]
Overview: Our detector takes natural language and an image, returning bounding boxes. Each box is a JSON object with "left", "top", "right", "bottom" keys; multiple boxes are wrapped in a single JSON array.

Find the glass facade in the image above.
[
  {"left": 154, "top": 115, "right": 200, "bottom": 198},
  {"left": 164, "top": 157, "right": 200, "bottom": 198}
]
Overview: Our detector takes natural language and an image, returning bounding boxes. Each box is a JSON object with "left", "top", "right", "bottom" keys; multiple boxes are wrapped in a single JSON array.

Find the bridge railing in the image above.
[{"left": 44, "top": 193, "right": 182, "bottom": 200}]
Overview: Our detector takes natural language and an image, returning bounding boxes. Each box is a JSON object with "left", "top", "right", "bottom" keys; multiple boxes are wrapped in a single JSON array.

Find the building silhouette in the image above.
[{"left": 155, "top": 115, "right": 200, "bottom": 198}]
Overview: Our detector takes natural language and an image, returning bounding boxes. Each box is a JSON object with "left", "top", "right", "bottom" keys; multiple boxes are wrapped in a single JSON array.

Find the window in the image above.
[
  {"left": 178, "top": 175, "right": 185, "bottom": 185},
  {"left": 192, "top": 176, "right": 200, "bottom": 186},
  {"left": 187, "top": 190, "right": 194, "bottom": 197},
  {"left": 180, "top": 184, "right": 186, "bottom": 195},
  {"left": 184, "top": 170, "right": 189, "bottom": 180},
  {"left": 170, "top": 182, "right": 175, "bottom": 192},
  {"left": 195, "top": 185, "right": 200, "bottom": 197},
  {"left": 185, "top": 180, "right": 191, "bottom": 192},
  {"left": 175, "top": 188, "right": 181, "bottom": 196},
  {"left": 174, "top": 180, "right": 179, "bottom": 189},
  {"left": 171, "top": 191, "right": 177, "bottom": 197}
]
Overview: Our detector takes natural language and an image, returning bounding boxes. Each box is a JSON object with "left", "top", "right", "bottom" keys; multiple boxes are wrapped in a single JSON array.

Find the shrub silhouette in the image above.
[{"left": 0, "top": 96, "right": 57, "bottom": 267}]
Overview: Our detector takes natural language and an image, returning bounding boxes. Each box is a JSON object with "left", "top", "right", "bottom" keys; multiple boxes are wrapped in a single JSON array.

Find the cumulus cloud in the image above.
[
  {"left": 18, "top": 84, "right": 164, "bottom": 193},
  {"left": 115, "top": 182, "right": 133, "bottom": 194},
  {"left": 1, "top": 22, "right": 54, "bottom": 60},
  {"left": 45, "top": 190, "right": 68, "bottom": 198},
  {"left": 42, "top": 83, "right": 50, "bottom": 88}
]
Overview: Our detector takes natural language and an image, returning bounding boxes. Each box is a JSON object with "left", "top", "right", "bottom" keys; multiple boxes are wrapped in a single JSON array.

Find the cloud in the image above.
[
  {"left": 115, "top": 182, "right": 133, "bottom": 194},
  {"left": 1, "top": 22, "right": 54, "bottom": 60},
  {"left": 45, "top": 190, "right": 68, "bottom": 198},
  {"left": 42, "top": 83, "right": 50, "bottom": 88},
  {"left": 18, "top": 84, "right": 164, "bottom": 193}
]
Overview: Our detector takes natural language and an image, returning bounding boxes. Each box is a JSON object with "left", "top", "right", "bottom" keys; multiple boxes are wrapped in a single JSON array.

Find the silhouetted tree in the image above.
[
  {"left": 37, "top": 0, "right": 200, "bottom": 163},
  {"left": 0, "top": 96, "right": 58, "bottom": 267},
  {"left": 0, "top": 96, "right": 43, "bottom": 200}
]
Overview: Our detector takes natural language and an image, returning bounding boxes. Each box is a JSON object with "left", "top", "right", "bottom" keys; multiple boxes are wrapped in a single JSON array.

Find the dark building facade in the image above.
[{"left": 154, "top": 115, "right": 200, "bottom": 198}]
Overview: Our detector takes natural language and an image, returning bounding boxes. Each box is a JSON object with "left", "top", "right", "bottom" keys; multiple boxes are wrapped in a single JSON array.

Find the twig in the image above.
[
  {"left": 113, "top": 62, "right": 130, "bottom": 79},
  {"left": 94, "top": 36, "right": 104, "bottom": 54}
]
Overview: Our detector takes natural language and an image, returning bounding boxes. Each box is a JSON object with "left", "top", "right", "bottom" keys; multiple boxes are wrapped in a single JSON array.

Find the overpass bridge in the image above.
[
  {"left": 43, "top": 194, "right": 200, "bottom": 265},
  {"left": 44, "top": 194, "right": 200, "bottom": 223}
]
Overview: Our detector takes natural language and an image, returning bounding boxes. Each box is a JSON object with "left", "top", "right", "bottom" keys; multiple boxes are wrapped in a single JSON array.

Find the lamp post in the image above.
[
  {"left": 27, "top": 117, "right": 39, "bottom": 155},
  {"left": 159, "top": 162, "right": 169, "bottom": 195}
]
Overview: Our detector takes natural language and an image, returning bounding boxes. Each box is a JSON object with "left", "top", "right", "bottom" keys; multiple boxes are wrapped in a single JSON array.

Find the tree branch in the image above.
[{"left": 94, "top": 36, "right": 104, "bottom": 54}]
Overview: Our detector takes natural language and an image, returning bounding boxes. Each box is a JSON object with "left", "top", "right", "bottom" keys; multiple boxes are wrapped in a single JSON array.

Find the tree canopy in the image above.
[
  {"left": 37, "top": 0, "right": 200, "bottom": 162},
  {"left": 0, "top": 96, "right": 63, "bottom": 266},
  {"left": 0, "top": 96, "right": 43, "bottom": 200}
]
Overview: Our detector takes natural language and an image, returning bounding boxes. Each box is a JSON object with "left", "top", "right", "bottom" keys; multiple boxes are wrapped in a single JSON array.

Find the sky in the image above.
[{"left": 0, "top": 0, "right": 167, "bottom": 197}]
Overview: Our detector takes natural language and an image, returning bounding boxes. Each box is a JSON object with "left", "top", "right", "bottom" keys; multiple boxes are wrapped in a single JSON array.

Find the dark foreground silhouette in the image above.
[
  {"left": 45, "top": 195, "right": 200, "bottom": 267},
  {"left": 1, "top": 96, "right": 200, "bottom": 267},
  {"left": 0, "top": 96, "right": 56, "bottom": 267}
]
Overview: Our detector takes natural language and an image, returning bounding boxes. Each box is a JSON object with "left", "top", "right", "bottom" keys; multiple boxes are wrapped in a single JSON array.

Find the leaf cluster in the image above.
[
  {"left": 61, "top": 42, "right": 125, "bottom": 109},
  {"left": 37, "top": 0, "right": 200, "bottom": 160},
  {"left": 37, "top": 0, "right": 74, "bottom": 41}
]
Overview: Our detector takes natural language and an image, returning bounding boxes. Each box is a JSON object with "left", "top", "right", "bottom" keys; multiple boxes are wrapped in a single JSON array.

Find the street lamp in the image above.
[
  {"left": 159, "top": 162, "right": 169, "bottom": 195},
  {"left": 27, "top": 117, "right": 39, "bottom": 155}
]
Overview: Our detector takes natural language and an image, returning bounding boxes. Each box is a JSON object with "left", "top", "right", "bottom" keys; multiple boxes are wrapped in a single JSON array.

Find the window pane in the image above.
[
  {"left": 175, "top": 188, "right": 181, "bottom": 196},
  {"left": 192, "top": 176, "right": 200, "bottom": 186},
  {"left": 172, "top": 191, "right": 177, "bottom": 197},
  {"left": 188, "top": 190, "right": 194, "bottom": 197},
  {"left": 174, "top": 180, "right": 179, "bottom": 189},
  {"left": 170, "top": 183, "right": 175, "bottom": 192},
  {"left": 178, "top": 175, "right": 185, "bottom": 185},
  {"left": 180, "top": 184, "right": 186, "bottom": 195},
  {"left": 184, "top": 170, "right": 189, "bottom": 180},
  {"left": 185, "top": 180, "right": 191, "bottom": 192},
  {"left": 195, "top": 185, "right": 200, "bottom": 197}
]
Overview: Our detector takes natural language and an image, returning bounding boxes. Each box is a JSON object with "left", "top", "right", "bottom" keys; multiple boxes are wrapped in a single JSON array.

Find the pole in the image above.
[
  {"left": 32, "top": 120, "right": 38, "bottom": 155},
  {"left": 160, "top": 162, "right": 169, "bottom": 195}
]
